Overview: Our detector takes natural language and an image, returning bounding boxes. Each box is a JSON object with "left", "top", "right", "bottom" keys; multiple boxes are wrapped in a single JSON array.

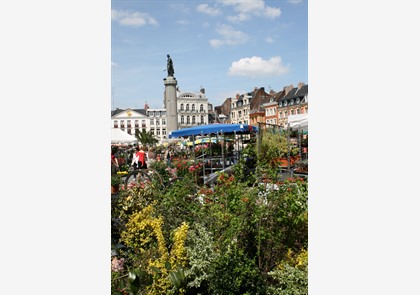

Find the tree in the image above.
[{"left": 136, "top": 129, "right": 158, "bottom": 146}]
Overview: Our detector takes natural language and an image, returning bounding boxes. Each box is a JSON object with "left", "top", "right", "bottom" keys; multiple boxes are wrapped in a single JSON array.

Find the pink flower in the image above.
[{"left": 111, "top": 257, "right": 125, "bottom": 272}]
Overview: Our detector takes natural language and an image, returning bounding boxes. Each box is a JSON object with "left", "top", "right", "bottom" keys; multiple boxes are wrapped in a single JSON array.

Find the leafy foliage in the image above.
[
  {"left": 267, "top": 249, "right": 308, "bottom": 295},
  {"left": 111, "top": 133, "right": 308, "bottom": 295},
  {"left": 135, "top": 129, "right": 158, "bottom": 146}
]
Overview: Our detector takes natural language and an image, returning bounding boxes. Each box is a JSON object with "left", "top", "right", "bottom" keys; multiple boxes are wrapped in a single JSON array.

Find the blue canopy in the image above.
[{"left": 168, "top": 123, "right": 258, "bottom": 139}]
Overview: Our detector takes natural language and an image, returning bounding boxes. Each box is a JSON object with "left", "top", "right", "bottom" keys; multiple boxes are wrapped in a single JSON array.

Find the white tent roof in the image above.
[
  {"left": 288, "top": 113, "right": 308, "bottom": 132},
  {"left": 111, "top": 128, "right": 137, "bottom": 143}
]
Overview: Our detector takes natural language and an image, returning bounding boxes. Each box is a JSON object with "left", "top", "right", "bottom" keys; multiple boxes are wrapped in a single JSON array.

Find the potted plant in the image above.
[
  {"left": 111, "top": 174, "right": 122, "bottom": 194},
  {"left": 294, "top": 159, "right": 308, "bottom": 173}
]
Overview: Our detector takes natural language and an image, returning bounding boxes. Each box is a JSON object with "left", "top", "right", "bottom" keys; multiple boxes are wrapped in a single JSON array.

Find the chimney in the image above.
[
  {"left": 283, "top": 84, "right": 294, "bottom": 95},
  {"left": 298, "top": 82, "right": 305, "bottom": 89},
  {"left": 144, "top": 101, "right": 149, "bottom": 110},
  {"left": 236, "top": 93, "right": 240, "bottom": 100}
]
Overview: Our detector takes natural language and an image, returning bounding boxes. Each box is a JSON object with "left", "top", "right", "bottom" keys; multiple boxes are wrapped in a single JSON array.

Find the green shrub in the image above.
[
  {"left": 184, "top": 223, "right": 218, "bottom": 294},
  {"left": 208, "top": 244, "right": 266, "bottom": 294},
  {"left": 267, "top": 249, "right": 308, "bottom": 295}
]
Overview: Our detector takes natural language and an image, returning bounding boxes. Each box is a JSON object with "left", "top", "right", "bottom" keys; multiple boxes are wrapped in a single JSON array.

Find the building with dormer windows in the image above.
[{"left": 278, "top": 82, "right": 308, "bottom": 128}]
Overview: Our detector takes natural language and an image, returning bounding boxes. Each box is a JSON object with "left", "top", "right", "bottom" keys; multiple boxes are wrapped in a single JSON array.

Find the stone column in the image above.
[{"left": 164, "top": 76, "right": 178, "bottom": 134}]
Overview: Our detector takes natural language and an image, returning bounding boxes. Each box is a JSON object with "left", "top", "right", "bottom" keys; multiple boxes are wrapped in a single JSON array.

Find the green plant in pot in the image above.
[
  {"left": 111, "top": 174, "right": 122, "bottom": 190},
  {"left": 295, "top": 159, "right": 308, "bottom": 172}
]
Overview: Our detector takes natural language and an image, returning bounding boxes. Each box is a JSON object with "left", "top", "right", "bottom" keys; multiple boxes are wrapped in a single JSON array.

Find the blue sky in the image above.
[{"left": 111, "top": 0, "right": 307, "bottom": 109}]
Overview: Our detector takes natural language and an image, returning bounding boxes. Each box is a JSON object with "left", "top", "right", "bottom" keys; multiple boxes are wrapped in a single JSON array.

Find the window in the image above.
[
  {"left": 156, "top": 119, "right": 160, "bottom": 126},
  {"left": 180, "top": 104, "right": 184, "bottom": 111},
  {"left": 162, "top": 118, "right": 166, "bottom": 125},
  {"left": 186, "top": 116, "right": 190, "bottom": 124},
  {"left": 150, "top": 119, "right": 154, "bottom": 125},
  {"left": 181, "top": 115, "right": 184, "bottom": 124},
  {"left": 120, "top": 120, "right": 125, "bottom": 127},
  {"left": 134, "top": 120, "right": 139, "bottom": 127},
  {"left": 192, "top": 104, "right": 195, "bottom": 111},
  {"left": 192, "top": 116, "right": 196, "bottom": 124},
  {"left": 200, "top": 104, "right": 204, "bottom": 112},
  {"left": 162, "top": 129, "right": 166, "bottom": 135},
  {"left": 186, "top": 104, "right": 190, "bottom": 111},
  {"left": 297, "top": 109, "right": 301, "bottom": 114},
  {"left": 113, "top": 120, "right": 118, "bottom": 128},
  {"left": 201, "top": 115, "right": 204, "bottom": 124},
  {"left": 157, "top": 129, "right": 160, "bottom": 135}
]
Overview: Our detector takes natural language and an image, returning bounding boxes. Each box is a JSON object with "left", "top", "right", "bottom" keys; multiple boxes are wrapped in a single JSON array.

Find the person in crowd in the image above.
[
  {"left": 164, "top": 147, "right": 173, "bottom": 167},
  {"left": 147, "top": 147, "right": 156, "bottom": 167},
  {"left": 137, "top": 146, "right": 147, "bottom": 169},
  {"left": 131, "top": 147, "right": 139, "bottom": 169},
  {"left": 111, "top": 149, "right": 119, "bottom": 175}
]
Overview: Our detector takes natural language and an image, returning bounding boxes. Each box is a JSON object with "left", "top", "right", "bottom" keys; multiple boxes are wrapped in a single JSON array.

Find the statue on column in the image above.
[{"left": 167, "top": 54, "right": 174, "bottom": 77}]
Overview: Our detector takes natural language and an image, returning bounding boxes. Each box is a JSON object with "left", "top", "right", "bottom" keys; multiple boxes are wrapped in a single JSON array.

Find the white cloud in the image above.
[
  {"left": 176, "top": 19, "right": 189, "bottom": 25},
  {"left": 217, "top": 0, "right": 280, "bottom": 22},
  {"left": 264, "top": 6, "right": 281, "bottom": 19},
  {"left": 218, "top": 0, "right": 264, "bottom": 13},
  {"left": 265, "top": 36, "right": 275, "bottom": 43},
  {"left": 228, "top": 56, "right": 289, "bottom": 77},
  {"left": 209, "top": 24, "right": 248, "bottom": 48},
  {"left": 196, "top": 4, "right": 221, "bottom": 16},
  {"left": 288, "top": 0, "right": 303, "bottom": 4},
  {"left": 226, "top": 13, "right": 250, "bottom": 23},
  {"left": 111, "top": 9, "right": 158, "bottom": 27}
]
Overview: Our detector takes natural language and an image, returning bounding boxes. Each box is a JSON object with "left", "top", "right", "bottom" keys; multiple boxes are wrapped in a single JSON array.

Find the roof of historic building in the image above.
[
  {"left": 249, "top": 87, "right": 273, "bottom": 114},
  {"left": 280, "top": 84, "right": 308, "bottom": 102},
  {"left": 111, "top": 108, "right": 147, "bottom": 117}
]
